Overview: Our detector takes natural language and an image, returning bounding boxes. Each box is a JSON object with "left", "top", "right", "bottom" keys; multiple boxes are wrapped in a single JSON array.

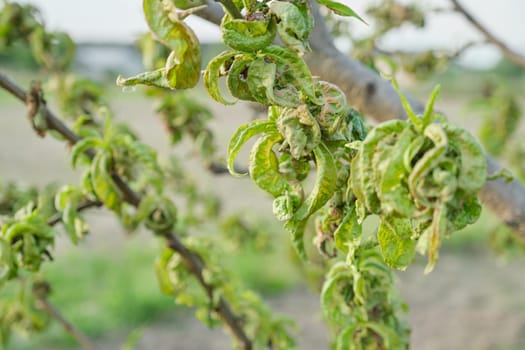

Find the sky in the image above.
[{"left": 15, "top": 0, "right": 525, "bottom": 68}]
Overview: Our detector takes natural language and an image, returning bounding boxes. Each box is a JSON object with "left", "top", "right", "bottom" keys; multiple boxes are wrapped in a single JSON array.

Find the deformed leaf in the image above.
[
  {"left": 90, "top": 151, "right": 122, "bottom": 212},
  {"left": 333, "top": 205, "right": 361, "bottom": 254},
  {"left": 445, "top": 124, "right": 487, "bottom": 192},
  {"left": 294, "top": 143, "right": 337, "bottom": 221},
  {"left": 286, "top": 143, "right": 337, "bottom": 258},
  {"left": 269, "top": 1, "right": 313, "bottom": 55},
  {"left": 221, "top": 14, "right": 276, "bottom": 52},
  {"left": 249, "top": 132, "right": 291, "bottom": 197},
  {"left": 116, "top": 68, "right": 171, "bottom": 89},
  {"left": 247, "top": 58, "right": 300, "bottom": 107},
  {"left": 261, "top": 45, "right": 322, "bottom": 104},
  {"left": 70, "top": 137, "right": 103, "bottom": 168},
  {"left": 204, "top": 50, "right": 238, "bottom": 105},
  {"left": 227, "top": 54, "right": 256, "bottom": 101},
  {"left": 228, "top": 119, "right": 277, "bottom": 176},
  {"left": 377, "top": 217, "right": 416, "bottom": 270}
]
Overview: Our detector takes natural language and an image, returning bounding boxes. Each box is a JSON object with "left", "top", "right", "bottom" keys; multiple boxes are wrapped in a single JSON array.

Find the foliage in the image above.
[{"left": 1, "top": 0, "right": 519, "bottom": 349}]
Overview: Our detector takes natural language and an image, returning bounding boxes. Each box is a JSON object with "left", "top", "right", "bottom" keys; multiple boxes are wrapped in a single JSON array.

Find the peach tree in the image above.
[{"left": 0, "top": 0, "right": 523, "bottom": 349}]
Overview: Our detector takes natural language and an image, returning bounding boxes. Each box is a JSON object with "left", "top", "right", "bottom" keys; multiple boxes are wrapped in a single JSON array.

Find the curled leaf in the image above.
[
  {"left": 90, "top": 151, "right": 122, "bottom": 212},
  {"left": 269, "top": 1, "right": 313, "bottom": 55},
  {"left": 377, "top": 217, "right": 416, "bottom": 270},
  {"left": 228, "top": 119, "right": 277, "bottom": 176},
  {"left": 261, "top": 45, "right": 322, "bottom": 104},
  {"left": 204, "top": 50, "right": 238, "bottom": 105},
  {"left": 249, "top": 132, "right": 291, "bottom": 197},
  {"left": 221, "top": 14, "right": 276, "bottom": 52}
]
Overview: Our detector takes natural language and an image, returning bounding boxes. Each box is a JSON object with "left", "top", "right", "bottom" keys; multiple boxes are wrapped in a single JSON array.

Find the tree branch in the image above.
[
  {"left": 46, "top": 200, "right": 103, "bottom": 226},
  {"left": 194, "top": 1, "right": 525, "bottom": 241},
  {"left": 0, "top": 71, "right": 253, "bottom": 350},
  {"left": 32, "top": 282, "right": 96, "bottom": 350},
  {"left": 451, "top": 0, "right": 525, "bottom": 69}
]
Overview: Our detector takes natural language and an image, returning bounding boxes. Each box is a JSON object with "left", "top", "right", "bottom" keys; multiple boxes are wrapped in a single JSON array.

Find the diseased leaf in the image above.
[
  {"left": 286, "top": 143, "right": 337, "bottom": 258},
  {"left": 354, "top": 120, "right": 405, "bottom": 214},
  {"left": 269, "top": 1, "right": 313, "bottom": 55},
  {"left": 277, "top": 105, "right": 321, "bottom": 159},
  {"left": 445, "top": 124, "right": 487, "bottom": 192},
  {"left": 294, "top": 143, "right": 337, "bottom": 221},
  {"left": 90, "top": 151, "right": 122, "bottom": 212},
  {"left": 249, "top": 132, "right": 291, "bottom": 197},
  {"left": 261, "top": 45, "right": 322, "bottom": 104},
  {"left": 378, "top": 126, "right": 417, "bottom": 217},
  {"left": 228, "top": 119, "right": 277, "bottom": 176},
  {"left": 227, "top": 54, "right": 256, "bottom": 101},
  {"left": 127, "top": 0, "right": 202, "bottom": 89},
  {"left": 204, "top": 50, "right": 238, "bottom": 105},
  {"left": 408, "top": 123, "right": 447, "bottom": 208},
  {"left": 377, "top": 217, "right": 416, "bottom": 270},
  {"left": 247, "top": 58, "right": 301, "bottom": 107},
  {"left": 116, "top": 68, "right": 171, "bottom": 89},
  {"left": 221, "top": 14, "right": 276, "bottom": 52},
  {"left": 70, "top": 137, "right": 102, "bottom": 168},
  {"left": 333, "top": 205, "right": 361, "bottom": 254}
]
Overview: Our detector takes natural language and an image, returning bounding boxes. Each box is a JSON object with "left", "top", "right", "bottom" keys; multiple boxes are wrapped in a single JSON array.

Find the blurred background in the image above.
[{"left": 1, "top": 0, "right": 525, "bottom": 349}]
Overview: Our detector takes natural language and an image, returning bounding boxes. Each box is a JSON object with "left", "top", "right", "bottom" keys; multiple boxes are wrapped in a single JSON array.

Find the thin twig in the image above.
[
  {"left": 0, "top": 71, "right": 253, "bottom": 350},
  {"left": 47, "top": 200, "right": 103, "bottom": 226},
  {"left": 32, "top": 282, "right": 96, "bottom": 350},
  {"left": 208, "top": 161, "right": 248, "bottom": 175},
  {"left": 215, "top": 0, "right": 242, "bottom": 19},
  {"left": 451, "top": 0, "right": 525, "bottom": 69}
]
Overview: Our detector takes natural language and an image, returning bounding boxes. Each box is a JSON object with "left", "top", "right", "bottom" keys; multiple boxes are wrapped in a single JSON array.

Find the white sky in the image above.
[{"left": 15, "top": 0, "right": 525, "bottom": 68}]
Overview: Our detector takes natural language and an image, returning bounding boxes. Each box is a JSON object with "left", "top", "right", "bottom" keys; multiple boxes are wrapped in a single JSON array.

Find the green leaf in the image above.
[
  {"left": 249, "top": 132, "right": 291, "bottom": 197},
  {"left": 316, "top": 0, "right": 367, "bottom": 23},
  {"left": 228, "top": 120, "right": 277, "bottom": 176},
  {"left": 390, "top": 79, "right": 421, "bottom": 130},
  {"left": 421, "top": 85, "right": 441, "bottom": 127},
  {"left": 203, "top": 50, "right": 238, "bottom": 105},
  {"left": 377, "top": 217, "right": 416, "bottom": 270}
]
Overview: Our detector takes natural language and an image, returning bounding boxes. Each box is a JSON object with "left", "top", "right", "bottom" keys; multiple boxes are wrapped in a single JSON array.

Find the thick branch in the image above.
[
  {"left": 0, "top": 71, "right": 253, "bottom": 350},
  {"left": 451, "top": 0, "right": 525, "bottom": 69},
  {"left": 194, "top": 2, "right": 525, "bottom": 240}
]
